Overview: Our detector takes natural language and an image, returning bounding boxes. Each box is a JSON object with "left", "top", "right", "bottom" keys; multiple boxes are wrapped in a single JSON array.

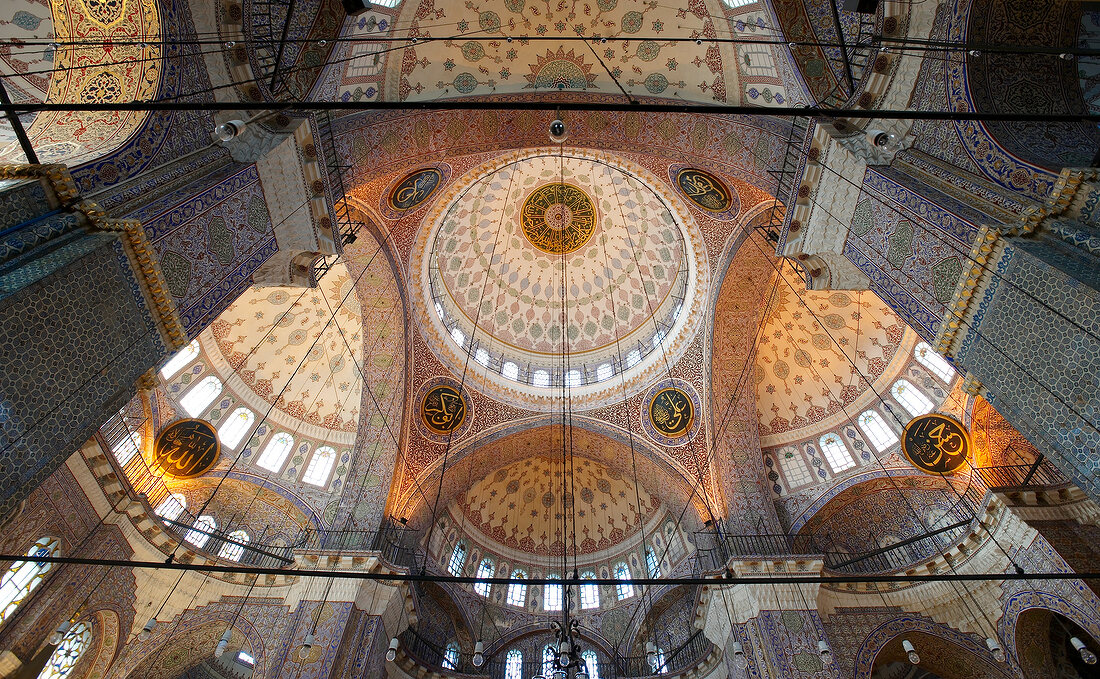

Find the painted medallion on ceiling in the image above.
[
  {"left": 154, "top": 419, "right": 220, "bottom": 478},
  {"left": 410, "top": 149, "right": 708, "bottom": 411},
  {"left": 642, "top": 379, "right": 702, "bottom": 447},
  {"left": 672, "top": 167, "right": 737, "bottom": 216},
  {"left": 380, "top": 163, "right": 450, "bottom": 219},
  {"left": 902, "top": 414, "right": 970, "bottom": 475},
  {"left": 456, "top": 455, "right": 660, "bottom": 556},
  {"left": 520, "top": 182, "right": 596, "bottom": 254},
  {"left": 415, "top": 377, "right": 474, "bottom": 444}
]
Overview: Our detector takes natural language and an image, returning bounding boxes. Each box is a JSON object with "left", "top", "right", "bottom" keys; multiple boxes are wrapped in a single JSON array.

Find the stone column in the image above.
[
  {"left": 936, "top": 168, "right": 1100, "bottom": 503},
  {"left": 0, "top": 165, "right": 184, "bottom": 518}
]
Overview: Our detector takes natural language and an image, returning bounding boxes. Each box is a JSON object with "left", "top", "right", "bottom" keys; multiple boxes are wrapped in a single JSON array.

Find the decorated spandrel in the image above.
[
  {"left": 649, "top": 387, "right": 694, "bottom": 438},
  {"left": 901, "top": 413, "right": 970, "bottom": 474},
  {"left": 153, "top": 419, "right": 220, "bottom": 479},
  {"left": 676, "top": 168, "right": 733, "bottom": 213},
  {"left": 389, "top": 168, "right": 442, "bottom": 211},
  {"left": 520, "top": 183, "right": 597, "bottom": 255},
  {"left": 422, "top": 384, "right": 468, "bottom": 436}
]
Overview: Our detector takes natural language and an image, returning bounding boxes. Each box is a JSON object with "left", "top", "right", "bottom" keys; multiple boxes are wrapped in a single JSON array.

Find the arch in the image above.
[
  {"left": 964, "top": 0, "right": 1100, "bottom": 174},
  {"left": 399, "top": 419, "right": 705, "bottom": 531},
  {"left": 0, "top": 0, "right": 162, "bottom": 167},
  {"left": 113, "top": 616, "right": 260, "bottom": 679},
  {"left": 855, "top": 617, "right": 1016, "bottom": 679},
  {"left": 38, "top": 620, "right": 92, "bottom": 679},
  {"left": 1001, "top": 590, "right": 1100, "bottom": 679}
]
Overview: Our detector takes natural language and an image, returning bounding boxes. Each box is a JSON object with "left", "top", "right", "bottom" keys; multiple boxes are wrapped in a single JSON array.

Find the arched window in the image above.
[
  {"left": 565, "top": 369, "right": 582, "bottom": 387},
  {"left": 302, "top": 446, "right": 337, "bottom": 486},
  {"left": 626, "top": 348, "right": 641, "bottom": 368},
  {"left": 450, "top": 327, "right": 466, "bottom": 346},
  {"left": 504, "top": 650, "right": 523, "bottom": 679},
  {"left": 655, "top": 646, "right": 668, "bottom": 673},
  {"left": 447, "top": 543, "right": 467, "bottom": 576},
  {"left": 37, "top": 621, "right": 91, "bottom": 679},
  {"left": 110, "top": 430, "right": 141, "bottom": 466},
  {"left": 542, "top": 644, "right": 556, "bottom": 677},
  {"left": 544, "top": 574, "right": 563, "bottom": 611},
  {"left": 891, "top": 379, "right": 934, "bottom": 418},
  {"left": 442, "top": 642, "right": 459, "bottom": 670},
  {"left": 473, "top": 558, "right": 495, "bottom": 596},
  {"left": 819, "top": 434, "right": 855, "bottom": 472},
  {"left": 502, "top": 361, "right": 519, "bottom": 381},
  {"left": 218, "top": 407, "right": 255, "bottom": 450},
  {"left": 646, "top": 547, "right": 661, "bottom": 578},
  {"left": 532, "top": 369, "right": 550, "bottom": 387},
  {"left": 160, "top": 339, "right": 199, "bottom": 379},
  {"left": 179, "top": 375, "right": 222, "bottom": 417},
  {"left": 0, "top": 537, "right": 59, "bottom": 624},
  {"left": 475, "top": 348, "right": 490, "bottom": 366},
  {"left": 778, "top": 449, "right": 812, "bottom": 487},
  {"left": 256, "top": 433, "right": 294, "bottom": 472},
  {"left": 722, "top": 0, "right": 755, "bottom": 8},
  {"left": 185, "top": 515, "right": 216, "bottom": 549},
  {"left": 596, "top": 363, "right": 613, "bottom": 381},
  {"left": 614, "top": 563, "right": 634, "bottom": 600},
  {"left": 154, "top": 493, "right": 186, "bottom": 523},
  {"left": 506, "top": 570, "right": 527, "bottom": 607},
  {"left": 914, "top": 342, "right": 956, "bottom": 383},
  {"left": 582, "top": 649, "right": 600, "bottom": 679},
  {"left": 580, "top": 571, "right": 599, "bottom": 609},
  {"left": 218, "top": 530, "right": 249, "bottom": 562},
  {"left": 858, "top": 410, "right": 899, "bottom": 452}
]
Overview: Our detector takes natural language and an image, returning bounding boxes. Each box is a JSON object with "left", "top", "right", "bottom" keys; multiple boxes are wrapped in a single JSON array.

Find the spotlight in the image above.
[
  {"left": 732, "top": 641, "right": 749, "bottom": 669},
  {"left": 139, "top": 617, "right": 156, "bottom": 641},
  {"left": 549, "top": 119, "right": 568, "bottom": 144},
  {"left": 213, "top": 119, "right": 246, "bottom": 142},
  {"left": 902, "top": 639, "right": 920, "bottom": 665},
  {"left": 386, "top": 636, "right": 399, "bottom": 662},
  {"left": 299, "top": 633, "right": 314, "bottom": 659},
  {"left": 49, "top": 621, "right": 72, "bottom": 646}
]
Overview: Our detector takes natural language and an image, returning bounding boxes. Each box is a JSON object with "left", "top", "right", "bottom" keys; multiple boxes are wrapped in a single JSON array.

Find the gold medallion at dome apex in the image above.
[{"left": 520, "top": 183, "right": 596, "bottom": 254}]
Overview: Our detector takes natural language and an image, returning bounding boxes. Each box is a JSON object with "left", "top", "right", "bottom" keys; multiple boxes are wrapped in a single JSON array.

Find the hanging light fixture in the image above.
[
  {"left": 985, "top": 636, "right": 1006, "bottom": 663},
  {"left": 386, "top": 636, "right": 399, "bottom": 662},
  {"left": 214, "top": 628, "right": 233, "bottom": 658},
  {"left": 731, "top": 641, "right": 749, "bottom": 669},
  {"left": 1071, "top": 637, "right": 1098, "bottom": 665},
  {"left": 299, "top": 632, "right": 314, "bottom": 659},
  {"left": 817, "top": 639, "right": 833, "bottom": 664},
  {"left": 472, "top": 640, "right": 485, "bottom": 667},
  {"left": 49, "top": 620, "right": 73, "bottom": 646},
  {"left": 902, "top": 639, "right": 920, "bottom": 665},
  {"left": 138, "top": 617, "right": 156, "bottom": 641}
]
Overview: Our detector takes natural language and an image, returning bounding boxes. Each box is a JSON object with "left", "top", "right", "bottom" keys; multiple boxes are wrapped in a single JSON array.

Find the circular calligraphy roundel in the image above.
[
  {"left": 901, "top": 413, "right": 971, "bottom": 475},
  {"left": 641, "top": 380, "right": 701, "bottom": 447},
  {"left": 520, "top": 183, "right": 597, "bottom": 255},
  {"left": 675, "top": 168, "right": 734, "bottom": 213},
  {"left": 388, "top": 168, "right": 443, "bottom": 212},
  {"left": 421, "top": 384, "right": 469, "bottom": 437},
  {"left": 153, "top": 419, "right": 221, "bottom": 479}
]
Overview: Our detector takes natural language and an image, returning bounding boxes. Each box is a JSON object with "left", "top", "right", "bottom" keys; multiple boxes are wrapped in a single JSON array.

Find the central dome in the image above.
[{"left": 412, "top": 150, "right": 707, "bottom": 410}]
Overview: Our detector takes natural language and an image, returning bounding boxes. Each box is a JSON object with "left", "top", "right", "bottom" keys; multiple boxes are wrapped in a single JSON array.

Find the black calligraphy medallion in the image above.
[
  {"left": 520, "top": 183, "right": 597, "bottom": 255},
  {"left": 902, "top": 414, "right": 970, "bottom": 475},
  {"left": 649, "top": 387, "right": 694, "bottom": 438},
  {"left": 153, "top": 419, "right": 221, "bottom": 479},
  {"left": 389, "top": 168, "right": 443, "bottom": 211},
  {"left": 676, "top": 168, "right": 733, "bottom": 213},
  {"left": 421, "top": 384, "right": 468, "bottom": 436}
]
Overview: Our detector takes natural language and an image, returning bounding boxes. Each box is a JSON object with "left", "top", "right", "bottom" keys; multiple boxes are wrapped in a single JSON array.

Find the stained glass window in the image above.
[
  {"left": 154, "top": 493, "right": 186, "bottom": 523},
  {"left": 179, "top": 375, "right": 222, "bottom": 417},
  {"left": 302, "top": 446, "right": 337, "bottom": 486},
  {"left": 819, "top": 434, "right": 855, "bottom": 472},
  {"left": 111, "top": 430, "right": 142, "bottom": 466},
  {"left": 256, "top": 433, "right": 294, "bottom": 472},
  {"left": 219, "top": 530, "right": 249, "bottom": 562},
  {"left": 646, "top": 547, "right": 661, "bottom": 577},
  {"left": 160, "top": 340, "right": 199, "bottom": 379},
  {"left": 185, "top": 515, "right": 216, "bottom": 549},
  {"left": 504, "top": 650, "right": 523, "bottom": 679},
  {"left": 0, "top": 537, "right": 59, "bottom": 625},
  {"left": 218, "top": 408, "right": 255, "bottom": 450},
  {"left": 580, "top": 571, "right": 599, "bottom": 609},
  {"left": 582, "top": 650, "right": 600, "bottom": 679},
  {"left": 473, "top": 558, "right": 494, "bottom": 596},
  {"left": 542, "top": 644, "right": 556, "bottom": 677},
  {"left": 858, "top": 410, "right": 899, "bottom": 452},
  {"left": 614, "top": 563, "right": 634, "bottom": 600},
  {"left": 914, "top": 342, "right": 956, "bottom": 383},
  {"left": 447, "top": 543, "right": 466, "bottom": 576},
  {"left": 778, "top": 449, "right": 812, "bottom": 487},
  {"left": 442, "top": 643, "right": 459, "bottom": 670},
  {"left": 892, "top": 379, "right": 935, "bottom": 418},
  {"left": 544, "top": 574, "right": 563, "bottom": 611},
  {"left": 37, "top": 621, "right": 90, "bottom": 679},
  {"left": 507, "top": 570, "right": 527, "bottom": 607}
]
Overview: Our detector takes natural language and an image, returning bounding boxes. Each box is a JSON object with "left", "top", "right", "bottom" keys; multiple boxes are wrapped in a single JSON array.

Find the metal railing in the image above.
[
  {"left": 615, "top": 630, "right": 712, "bottom": 677},
  {"left": 971, "top": 457, "right": 1069, "bottom": 489}
]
